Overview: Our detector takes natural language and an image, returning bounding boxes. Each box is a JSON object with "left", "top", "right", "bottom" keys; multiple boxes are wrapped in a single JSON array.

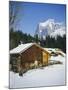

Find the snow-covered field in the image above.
[{"left": 9, "top": 55, "right": 66, "bottom": 88}]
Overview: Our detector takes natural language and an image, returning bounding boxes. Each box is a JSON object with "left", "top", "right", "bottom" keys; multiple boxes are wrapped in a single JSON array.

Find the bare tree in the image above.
[{"left": 9, "top": 1, "right": 22, "bottom": 30}]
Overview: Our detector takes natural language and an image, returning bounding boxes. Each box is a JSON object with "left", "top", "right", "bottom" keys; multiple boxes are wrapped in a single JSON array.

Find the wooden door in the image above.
[{"left": 42, "top": 52, "right": 48, "bottom": 65}]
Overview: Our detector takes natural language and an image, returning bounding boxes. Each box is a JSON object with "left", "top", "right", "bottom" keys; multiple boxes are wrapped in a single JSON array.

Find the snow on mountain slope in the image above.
[
  {"left": 10, "top": 55, "right": 66, "bottom": 88},
  {"left": 50, "top": 27, "right": 66, "bottom": 38},
  {"left": 35, "top": 19, "right": 66, "bottom": 39},
  {"left": 39, "top": 19, "right": 54, "bottom": 30}
]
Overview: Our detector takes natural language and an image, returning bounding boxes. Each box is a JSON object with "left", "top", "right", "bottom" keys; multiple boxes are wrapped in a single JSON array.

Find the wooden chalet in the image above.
[{"left": 10, "top": 43, "right": 51, "bottom": 73}]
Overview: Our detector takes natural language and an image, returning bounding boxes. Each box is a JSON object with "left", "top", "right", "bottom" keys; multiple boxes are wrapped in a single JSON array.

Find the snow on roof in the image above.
[
  {"left": 10, "top": 43, "right": 51, "bottom": 55},
  {"left": 44, "top": 48, "right": 65, "bottom": 56},
  {"left": 44, "top": 48, "right": 57, "bottom": 53},
  {"left": 44, "top": 48, "right": 61, "bottom": 52},
  {"left": 10, "top": 43, "right": 34, "bottom": 54},
  {"left": 43, "top": 48, "right": 51, "bottom": 53}
]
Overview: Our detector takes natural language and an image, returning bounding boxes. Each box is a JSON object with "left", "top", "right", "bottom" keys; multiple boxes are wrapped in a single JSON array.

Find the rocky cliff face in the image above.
[{"left": 35, "top": 19, "right": 66, "bottom": 40}]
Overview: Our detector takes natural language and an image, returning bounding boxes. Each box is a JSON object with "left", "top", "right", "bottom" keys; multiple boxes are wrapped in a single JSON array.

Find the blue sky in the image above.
[{"left": 9, "top": 1, "right": 66, "bottom": 36}]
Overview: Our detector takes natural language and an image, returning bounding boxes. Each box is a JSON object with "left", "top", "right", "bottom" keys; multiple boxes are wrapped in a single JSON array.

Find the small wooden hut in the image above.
[{"left": 10, "top": 43, "right": 51, "bottom": 72}]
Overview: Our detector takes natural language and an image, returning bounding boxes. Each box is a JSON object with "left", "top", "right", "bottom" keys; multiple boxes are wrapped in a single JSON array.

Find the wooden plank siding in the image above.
[
  {"left": 20, "top": 45, "right": 50, "bottom": 67},
  {"left": 42, "top": 52, "right": 48, "bottom": 64},
  {"left": 21, "top": 45, "right": 43, "bottom": 63},
  {"left": 10, "top": 44, "right": 51, "bottom": 72}
]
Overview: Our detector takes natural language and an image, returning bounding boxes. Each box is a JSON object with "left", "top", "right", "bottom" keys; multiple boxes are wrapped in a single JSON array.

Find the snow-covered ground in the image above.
[{"left": 9, "top": 55, "right": 66, "bottom": 88}]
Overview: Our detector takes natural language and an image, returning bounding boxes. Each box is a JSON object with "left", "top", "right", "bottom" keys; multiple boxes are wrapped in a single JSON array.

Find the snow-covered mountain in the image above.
[
  {"left": 50, "top": 27, "right": 66, "bottom": 39},
  {"left": 35, "top": 19, "right": 66, "bottom": 39}
]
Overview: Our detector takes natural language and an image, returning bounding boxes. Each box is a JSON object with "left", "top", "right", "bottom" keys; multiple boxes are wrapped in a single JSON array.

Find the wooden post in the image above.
[
  {"left": 34, "top": 60, "right": 38, "bottom": 68},
  {"left": 17, "top": 56, "right": 21, "bottom": 72},
  {"left": 17, "top": 55, "right": 23, "bottom": 76}
]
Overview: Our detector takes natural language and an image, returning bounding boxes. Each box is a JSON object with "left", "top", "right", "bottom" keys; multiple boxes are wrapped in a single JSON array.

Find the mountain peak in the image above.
[{"left": 35, "top": 19, "right": 66, "bottom": 39}]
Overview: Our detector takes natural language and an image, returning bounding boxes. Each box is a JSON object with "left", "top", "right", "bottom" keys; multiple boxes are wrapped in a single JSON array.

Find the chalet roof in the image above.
[
  {"left": 44, "top": 48, "right": 65, "bottom": 56},
  {"left": 10, "top": 43, "right": 50, "bottom": 55},
  {"left": 43, "top": 48, "right": 57, "bottom": 53},
  {"left": 10, "top": 43, "right": 34, "bottom": 54}
]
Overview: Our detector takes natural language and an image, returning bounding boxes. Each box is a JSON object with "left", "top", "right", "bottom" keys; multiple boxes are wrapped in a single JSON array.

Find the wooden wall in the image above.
[
  {"left": 21, "top": 45, "right": 50, "bottom": 67},
  {"left": 10, "top": 45, "right": 51, "bottom": 72},
  {"left": 21, "top": 45, "right": 42, "bottom": 63},
  {"left": 42, "top": 51, "right": 49, "bottom": 65}
]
